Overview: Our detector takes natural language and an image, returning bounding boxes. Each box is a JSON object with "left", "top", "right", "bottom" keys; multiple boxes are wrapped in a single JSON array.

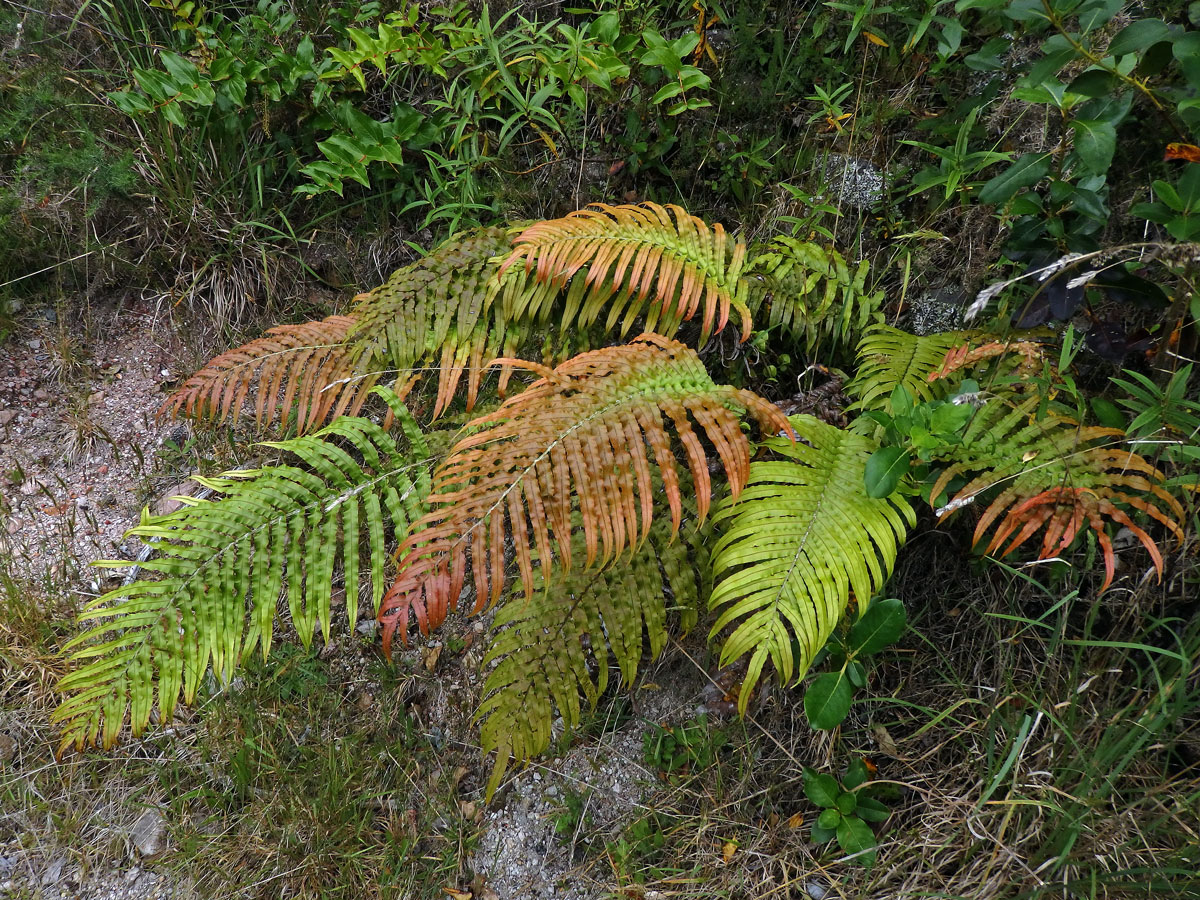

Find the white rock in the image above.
[{"left": 131, "top": 808, "right": 168, "bottom": 858}]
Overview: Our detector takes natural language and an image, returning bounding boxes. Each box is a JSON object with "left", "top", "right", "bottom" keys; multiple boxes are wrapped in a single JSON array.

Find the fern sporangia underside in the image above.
[
  {"left": 54, "top": 389, "right": 430, "bottom": 752},
  {"left": 746, "top": 236, "right": 883, "bottom": 353},
  {"left": 709, "top": 416, "right": 915, "bottom": 711},
  {"left": 478, "top": 512, "right": 703, "bottom": 798},
  {"left": 931, "top": 395, "right": 1184, "bottom": 590},
  {"left": 497, "top": 202, "right": 753, "bottom": 345},
  {"left": 846, "top": 325, "right": 971, "bottom": 415},
  {"left": 378, "top": 334, "right": 791, "bottom": 651}
]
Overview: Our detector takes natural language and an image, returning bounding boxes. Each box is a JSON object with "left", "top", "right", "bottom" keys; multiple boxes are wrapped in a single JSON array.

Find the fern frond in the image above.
[
  {"left": 709, "top": 416, "right": 915, "bottom": 711},
  {"left": 162, "top": 226, "right": 515, "bottom": 431},
  {"left": 746, "top": 237, "right": 883, "bottom": 353},
  {"left": 931, "top": 396, "right": 1184, "bottom": 590},
  {"left": 348, "top": 225, "right": 516, "bottom": 417},
  {"left": 161, "top": 315, "right": 364, "bottom": 434},
  {"left": 54, "top": 389, "right": 430, "bottom": 752},
  {"left": 846, "top": 325, "right": 970, "bottom": 415},
  {"left": 497, "top": 203, "right": 752, "bottom": 345},
  {"left": 928, "top": 338, "right": 1047, "bottom": 383},
  {"left": 478, "top": 515, "right": 703, "bottom": 798},
  {"left": 378, "top": 334, "right": 790, "bottom": 649}
]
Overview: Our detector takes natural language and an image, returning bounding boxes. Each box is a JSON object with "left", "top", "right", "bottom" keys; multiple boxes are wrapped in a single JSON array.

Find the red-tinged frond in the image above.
[
  {"left": 497, "top": 203, "right": 752, "bottom": 345},
  {"left": 933, "top": 395, "right": 1184, "bottom": 590},
  {"left": 160, "top": 315, "right": 369, "bottom": 434},
  {"left": 378, "top": 334, "right": 790, "bottom": 652},
  {"left": 929, "top": 339, "right": 1047, "bottom": 383}
]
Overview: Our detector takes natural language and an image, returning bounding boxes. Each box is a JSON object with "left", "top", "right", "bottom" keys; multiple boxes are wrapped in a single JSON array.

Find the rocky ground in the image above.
[{"left": 0, "top": 299, "right": 191, "bottom": 585}]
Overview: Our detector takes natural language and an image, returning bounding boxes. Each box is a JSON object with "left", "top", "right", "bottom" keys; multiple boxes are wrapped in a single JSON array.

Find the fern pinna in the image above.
[{"left": 54, "top": 389, "right": 430, "bottom": 752}]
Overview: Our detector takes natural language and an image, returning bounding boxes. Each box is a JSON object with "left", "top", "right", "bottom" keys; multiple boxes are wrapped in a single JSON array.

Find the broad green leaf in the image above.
[
  {"left": 864, "top": 447, "right": 910, "bottom": 499},
  {"left": 805, "top": 670, "right": 854, "bottom": 730},
  {"left": 804, "top": 767, "right": 841, "bottom": 807},
  {"left": 856, "top": 796, "right": 891, "bottom": 822},
  {"left": 1107, "top": 19, "right": 1170, "bottom": 57},
  {"left": 835, "top": 791, "right": 858, "bottom": 815},
  {"left": 836, "top": 815, "right": 877, "bottom": 866},
  {"left": 979, "top": 153, "right": 1052, "bottom": 204},
  {"left": 1071, "top": 119, "right": 1117, "bottom": 175},
  {"left": 847, "top": 597, "right": 907, "bottom": 655}
]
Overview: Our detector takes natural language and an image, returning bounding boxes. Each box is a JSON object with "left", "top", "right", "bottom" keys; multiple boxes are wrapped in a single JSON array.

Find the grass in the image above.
[{"left": 0, "top": 568, "right": 486, "bottom": 899}]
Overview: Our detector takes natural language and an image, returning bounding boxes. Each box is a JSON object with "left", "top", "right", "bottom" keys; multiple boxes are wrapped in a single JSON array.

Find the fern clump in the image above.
[{"left": 56, "top": 202, "right": 1186, "bottom": 795}]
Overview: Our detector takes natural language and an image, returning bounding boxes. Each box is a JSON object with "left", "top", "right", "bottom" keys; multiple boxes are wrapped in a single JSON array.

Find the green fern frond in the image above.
[
  {"left": 477, "top": 514, "right": 703, "bottom": 798},
  {"left": 846, "top": 325, "right": 970, "bottom": 416},
  {"left": 54, "top": 389, "right": 430, "bottom": 753},
  {"left": 709, "top": 416, "right": 915, "bottom": 711},
  {"left": 497, "top": 202, "right": 752, "bottom": 345},
  {"left": 746, "top": 237, "right": 883, "bottom": 353}
]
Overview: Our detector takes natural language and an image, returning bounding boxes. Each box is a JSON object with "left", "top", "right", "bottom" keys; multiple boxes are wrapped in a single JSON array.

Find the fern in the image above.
[
  {"left": 166, "top": 204, "right": 758, "bottom": 433},
  {"left": 378, "top": 334, "right": 790, "bottom": 649},
  {"left": 54, "top": 389, "right": 430, "bottom": 752},
  {"left": 846, "top": 325, "right": 970, "bottom": 415},
  {"left": 162, "top": 314, "right": 363, "bottom": 433},
  {"left": 347, "top": 225, "right": 518, "bottom": 417},
  {"left": 930, "top": 395, "right": 1184, "bottom": 590},
  {"left": 478, "top": 513, "right": 703, "bottom": 798},
  {"left": 498, "top": 202, "right": 752, "bottom": 345},
  {"left": 709, "top": 416, "right": 915, "bottom": 711},
  {"left": 746, "top": 236, "right": 883, "bottom": 353}
]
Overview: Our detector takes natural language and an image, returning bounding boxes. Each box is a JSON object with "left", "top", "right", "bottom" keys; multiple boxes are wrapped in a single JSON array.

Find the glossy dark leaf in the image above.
[
  {"left": 848, "top": 597, "right": 907, "bottom": 655},
  {"left": 804, "top": 671, "right": 854, "bottom": 730}
]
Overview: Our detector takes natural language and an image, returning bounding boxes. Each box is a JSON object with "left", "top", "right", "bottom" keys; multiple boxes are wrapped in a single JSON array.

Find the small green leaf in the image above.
[
  {"left": 865, "top": 447, "right": 910, "bottom": 499},
  {"left": 848, "top": 598, "right": 906, "bottom": 655},
  {"left": 811, "top": 821, "right": 837, "bottom": 843},
  {"left": 1107, "top": 19, "right": 1171, "bottom": 57},
  {"left": 1070, "top": 119, "right": 1117, "bottom": 175},
  {"left": 804, "top": 767, "right": 841, "bottom": 807},
  {"left": 818, "top": 808, "right": 843, "bottom": 829},
  {"left": 979, "top": 153, "right": 1052, "bottom": 204},
  {"left": 804, "top": 671, "right": 854, "bottom": 730},
  {"left": 835, "top": 791, "right": 858, "bottom": 815},
  {"left": 1090, "top": 397, "right": 1126, "bottom": 429},
  {"left": 846, "top": 659, "right": 867, "bottom": 689},
  {"left": 856, "top": 796, "right": 891, "bottom": 822},
  {"left": 843, "top": 756, "right": 870, "bottom": 790},
  {"left": 836, "top": 815, "right": 877, "bottom": 866}
]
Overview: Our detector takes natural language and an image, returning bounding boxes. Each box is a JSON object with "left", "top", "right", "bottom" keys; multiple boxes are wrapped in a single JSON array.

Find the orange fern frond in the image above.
[
  {"left": 497, "top": 203, "right": 752, "bottom": 345},
  {"left": 378, "top": 334, "right": 790, "bottom": 650},
  {"left": 933, "top": 396, "right": 1184, "bottom": 590},
  {"left": 929, "top": 339, "right": 1047, "bottom": 383},
  {"left": 160, "top": 315, "right": 368, "bottom": 434}
]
